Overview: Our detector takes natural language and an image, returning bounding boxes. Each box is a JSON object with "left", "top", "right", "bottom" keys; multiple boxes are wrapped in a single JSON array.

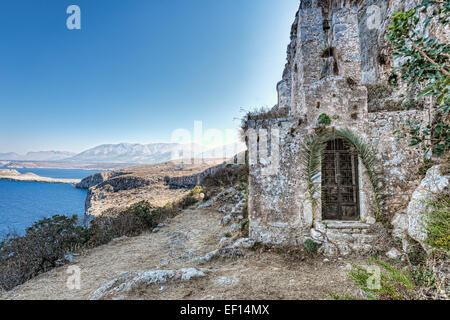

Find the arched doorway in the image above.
[{"left": 321, "top": 138, "right": 360, "bottom": 220}]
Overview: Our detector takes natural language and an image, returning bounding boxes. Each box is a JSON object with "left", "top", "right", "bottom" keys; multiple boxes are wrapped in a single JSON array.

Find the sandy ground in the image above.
[{"left": 1, "top": 207, "right": 363, "bottom": 300}]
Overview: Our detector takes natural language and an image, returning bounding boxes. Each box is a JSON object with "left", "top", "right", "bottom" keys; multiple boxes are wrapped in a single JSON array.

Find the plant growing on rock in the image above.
[
  {"left": 389, "top": 0, "right": 450, "bottom": 160},
  {"left": 422, "top": 194, "right": 450, "bottom": 251},
  {"left": 332, "top": 257, "right": 416, "bottom": 300},
  {"left": 304, "top": 239, "right": 321, "bottom": 255},
  {"left": 317, "top": 113, "right": 332, "bottom": 126}
]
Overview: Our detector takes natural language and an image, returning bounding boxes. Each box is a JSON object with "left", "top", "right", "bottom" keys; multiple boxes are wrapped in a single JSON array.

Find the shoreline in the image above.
[
  {"left": 0, "top": 169, "right": 80, "bottom": 185},
  {"left": 0, "top": 160, "right": 128, "bottom": 171}
]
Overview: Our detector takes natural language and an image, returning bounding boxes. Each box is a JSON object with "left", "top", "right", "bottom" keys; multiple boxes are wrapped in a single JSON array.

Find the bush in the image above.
[
  {"left": 87, "top": 210, "right": 146, "bottom": 247},
  {"left": 304, "top": 239, "right": 321, "bottom": 255},
  {"left": 178, "top": 186, "right": 204, "bottom": 209},
  {"left": 87, "top": 200, "right": 171, "bottom": 247},
  {"left": 317, "top": 113, "right": 332, "bottom": 126},
  {"left": 423, "top": 194, "right": 450, "bottom": 252},
  {"left": 0, "top": 215, "right": 89, "bottom": 291},
  {"left": 202, "top": 165, "right": 249, "bottom": 190}
]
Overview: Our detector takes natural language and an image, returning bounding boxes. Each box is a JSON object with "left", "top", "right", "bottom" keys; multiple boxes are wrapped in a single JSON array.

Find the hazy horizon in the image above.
[{"left": 0, "top": 140, "right": 247, "bottom": 156}]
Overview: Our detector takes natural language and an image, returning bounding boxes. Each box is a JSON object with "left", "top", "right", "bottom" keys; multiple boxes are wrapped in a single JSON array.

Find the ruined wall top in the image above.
[
  {"left": 300, "top": 0, "right": 362, "bottom": 10},
  {"left": 276, "top": 0, "right": 430, "bottom": 117}
]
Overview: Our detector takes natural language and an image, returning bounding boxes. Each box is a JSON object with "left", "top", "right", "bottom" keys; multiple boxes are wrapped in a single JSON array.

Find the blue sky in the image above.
[{"left": 0, "top": 0, "right": 299, "bottom": 154}]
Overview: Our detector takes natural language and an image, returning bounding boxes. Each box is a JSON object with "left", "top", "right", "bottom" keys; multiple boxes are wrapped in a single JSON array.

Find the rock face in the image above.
[
  {"left": 244, "top": 0, "right": 448, "bottom": 254},
  {"left": 164, "top": 162, "right": 228, "bottom": 188},
  {"left": 76, "top": 171, "right": 124, "bottom": 189},
  {"left": 391, "top": 166, "right": 449, "bottom": 251},
  {"left": 80, "top": 161, "right": 229, "bottom": 216}
]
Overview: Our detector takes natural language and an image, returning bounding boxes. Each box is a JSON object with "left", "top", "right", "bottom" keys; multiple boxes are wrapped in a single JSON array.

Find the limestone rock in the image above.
[
  {"left": 216, "top": 276, "right": 240, "bottom": 286},
  {"left": 406, "top": 165, "right": 449, "bottom": 249},
  {"left": 90, "top": 268, "right": 208, "bottom": 300},
  {"left": 221, "top": 215, "right": 232, "bottom": 226},
  {"left": 386, "top": 248, "right": 402, "bottom": 260},
  {"left": 391, "top": 213, "right": 408, "bottom": 239}
]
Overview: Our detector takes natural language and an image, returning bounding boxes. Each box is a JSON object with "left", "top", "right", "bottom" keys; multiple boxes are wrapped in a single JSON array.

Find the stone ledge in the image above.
[{"left": 323, "top": 221, "right": 370, "bottom": 230}]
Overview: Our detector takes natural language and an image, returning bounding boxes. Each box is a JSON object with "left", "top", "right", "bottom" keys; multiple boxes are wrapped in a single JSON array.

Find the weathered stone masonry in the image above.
[{"left": 245, "top": 0, "right": 436, "bottom": 256}]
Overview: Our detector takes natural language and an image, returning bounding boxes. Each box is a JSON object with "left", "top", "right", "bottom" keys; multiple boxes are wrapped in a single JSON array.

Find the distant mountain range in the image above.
[
  {"left": 0, "top": 142, "right": 246, "bottom": 164},
  {"left": 0, "top": 151, "right": 76, "bottom": 161}
]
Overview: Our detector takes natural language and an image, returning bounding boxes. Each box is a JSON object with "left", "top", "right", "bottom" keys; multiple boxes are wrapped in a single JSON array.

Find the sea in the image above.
[{"left": 0, "top": 168, "right": 100, "bottom": 239}]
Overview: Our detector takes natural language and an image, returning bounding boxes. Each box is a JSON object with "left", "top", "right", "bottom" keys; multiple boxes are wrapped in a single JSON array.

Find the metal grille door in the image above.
[{"left": 321, "top": 139, "right": 360, "bottom": 220}]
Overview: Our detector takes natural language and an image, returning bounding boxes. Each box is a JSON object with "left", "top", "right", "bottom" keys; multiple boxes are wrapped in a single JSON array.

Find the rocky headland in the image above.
[
  {"left": 0, "top": 169, "right": 81, "bottom": 184},
  {"left": 76, "top": 160, "right": 228, "bottom": 217}
]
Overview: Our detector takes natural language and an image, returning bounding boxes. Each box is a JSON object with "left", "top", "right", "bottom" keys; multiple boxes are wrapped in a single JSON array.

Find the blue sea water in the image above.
[{"left": 0, "top": 169, "right": 100, "bottom": 238}]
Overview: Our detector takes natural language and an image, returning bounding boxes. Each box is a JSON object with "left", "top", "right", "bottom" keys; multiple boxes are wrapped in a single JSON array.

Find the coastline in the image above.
[
  {"left": 0, "top": 169, "right": 80, "bottom": 185},
  {"left": 0, "top": 160, "right": 128, "bottom": 171}
]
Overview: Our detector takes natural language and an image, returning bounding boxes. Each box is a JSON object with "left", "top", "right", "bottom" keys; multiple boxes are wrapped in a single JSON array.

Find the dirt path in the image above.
[{"left": 1, "top": 208, "right": 362, "bottom": 300}]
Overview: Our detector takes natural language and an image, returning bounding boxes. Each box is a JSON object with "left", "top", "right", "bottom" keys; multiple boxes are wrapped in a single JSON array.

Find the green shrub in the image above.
[
  {"left": 87, "top": 200, "right": 173, "bottom": 247},
  {"left": 190, "top": 185, "right": 203, "bottom": 195},
  {"left": 423, "top": 194, "right": 450, "bottom": 252},
  {"left": 411, "top": 265, "right": 436, "bottom": 288},
  {"left": 129, "top": 201, "right": 155, "bottom": 228},
  {"left": 177, "top": 186, "right": 205, "bottom": 209},
  {"left": 317, "top": 113, "right": 332, "bottom": 126},
  {"left": 87, "top": 209, "right": 147, "bottom": 246},
  {"left": 304, "top": 239, "right": 321, "bottom": 255},
  {"left": 0, "top": 215, "right": 89, "bottom": 291}
]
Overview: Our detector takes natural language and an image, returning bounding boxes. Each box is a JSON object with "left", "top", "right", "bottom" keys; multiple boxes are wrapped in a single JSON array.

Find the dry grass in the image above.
[{"left": 240, "top": 106, "right": 289, "bottom": 133}]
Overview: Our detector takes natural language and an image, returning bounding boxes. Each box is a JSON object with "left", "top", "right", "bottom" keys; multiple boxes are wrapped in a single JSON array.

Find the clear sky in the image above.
[{"left": 0, "top": 0, "right": 299, "bottom": 154}]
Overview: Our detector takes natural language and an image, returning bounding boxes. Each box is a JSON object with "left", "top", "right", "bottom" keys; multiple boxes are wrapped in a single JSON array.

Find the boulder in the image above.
[
  {"left": 406, "top": 165, "right": 449, "bottom": 250},
  {"left": 386, "top": 248, "right": 402, "bottom": 260}
]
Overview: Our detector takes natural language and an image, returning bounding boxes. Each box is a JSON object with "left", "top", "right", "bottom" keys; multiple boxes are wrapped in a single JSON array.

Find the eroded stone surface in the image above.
[{"left": 406, "top": 166, "right": 449, "bottom": 250}]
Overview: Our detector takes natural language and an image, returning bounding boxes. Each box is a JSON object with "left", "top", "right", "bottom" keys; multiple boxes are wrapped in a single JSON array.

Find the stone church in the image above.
[{"left": 244, "top": 0, "right": 442, "bottom": 255}]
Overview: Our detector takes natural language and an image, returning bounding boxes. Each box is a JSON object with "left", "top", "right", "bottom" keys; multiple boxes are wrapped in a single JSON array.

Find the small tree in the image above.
[{"left": 389, "top": 0, "right": 450, "bottom": 159}]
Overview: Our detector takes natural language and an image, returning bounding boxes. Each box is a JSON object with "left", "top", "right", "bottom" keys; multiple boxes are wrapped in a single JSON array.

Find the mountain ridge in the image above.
[{"left": 0, "top": 142, "right": 246, "bottom": 164}]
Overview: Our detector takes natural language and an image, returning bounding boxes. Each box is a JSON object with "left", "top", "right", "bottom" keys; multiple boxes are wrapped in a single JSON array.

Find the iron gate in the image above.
[{"left": 321, "top": 138, "right": 360, "bottom": 220}]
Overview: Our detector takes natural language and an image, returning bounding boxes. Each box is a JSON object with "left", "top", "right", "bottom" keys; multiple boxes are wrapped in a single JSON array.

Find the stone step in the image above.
[{"left": 323, "top": 221, "right": 370, "bottom": 230}]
